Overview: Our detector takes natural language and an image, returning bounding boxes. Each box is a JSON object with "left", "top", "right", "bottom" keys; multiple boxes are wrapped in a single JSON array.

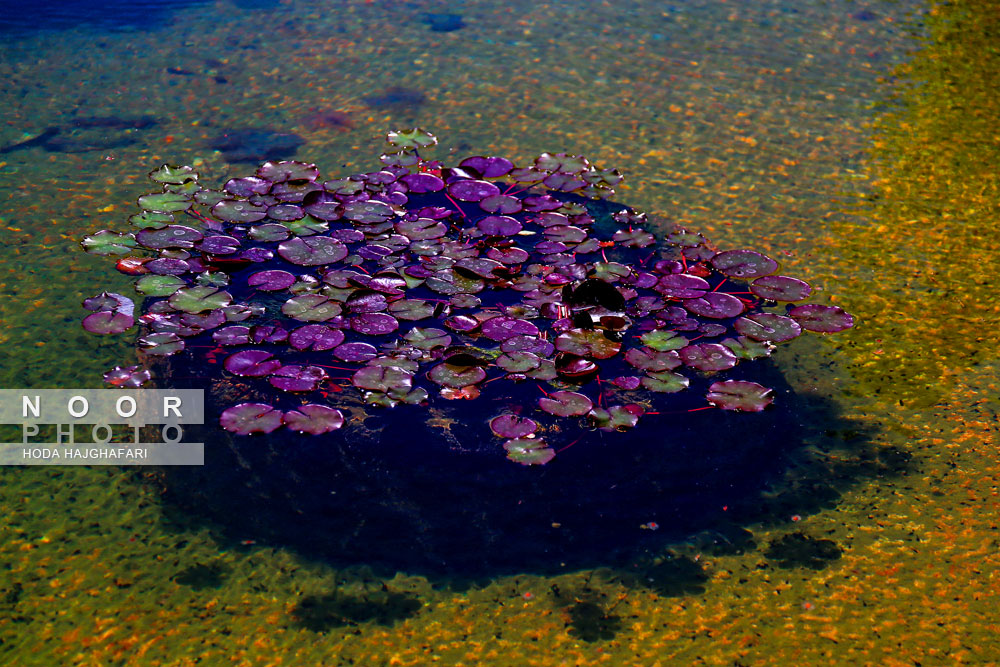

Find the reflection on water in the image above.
[{"left": 3, "top": 0, "right": 998, "bottom": 664}]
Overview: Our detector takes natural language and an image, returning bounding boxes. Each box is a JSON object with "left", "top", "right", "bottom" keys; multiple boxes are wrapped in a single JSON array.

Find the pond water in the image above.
[{"left": 2, "top": 0, "right": 998, "bottom": 664}]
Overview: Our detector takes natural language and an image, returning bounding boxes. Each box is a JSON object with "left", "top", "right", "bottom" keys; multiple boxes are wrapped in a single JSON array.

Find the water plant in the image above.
[{"left": 81, "top": 129, "right": 853, "bottom": 465}]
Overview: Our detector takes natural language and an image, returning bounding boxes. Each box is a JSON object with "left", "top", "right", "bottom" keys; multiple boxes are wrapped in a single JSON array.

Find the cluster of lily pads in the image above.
[{"left": 81, "top": 129, "right": 853, "bottom": 465}]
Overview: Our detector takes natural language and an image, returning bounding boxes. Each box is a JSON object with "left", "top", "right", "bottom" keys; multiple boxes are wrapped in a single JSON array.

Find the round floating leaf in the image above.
[
  {"left": 678, "top": 343, "right": 738, "bottom": 372},
  {"left": 83, "top": 292, "right": 134, "bottom": 314},
  {"left": 103, "top": 365, "right": 152, "bottom": 388},
  {"left": 554, "top": 328, "right": 621, "bottom": 360},
  {"left": 788, "top": 304, "right": 855, "bottom": 333},
  {"left": 146, "top": 258, "right": 190, "bottom": 275},
  {"left": 625, "top": 347, "right": 681, "bottom": 372},
  {"left": 83, "top": 310, "right": 134, "bottom": 335},
  {"left": 198, "top": 235, "right": 241, "bottom": 255},
  {"left": 138, "top": 332, "right": 184, "bottom": 356},
  {"left": 734, "top": 313, "right": 802, "bottom": 343},
  {"left": 389, "top": 299, "right": 435, "bottom": 321},
  {"left": 481, "top": 316, "right": 539, "bottom": 342},
  {"left": 351, "top": 313, "right": 399, "bottom": 335},
  {"left": 289, "top": 324, "right": 345, "bottom": 351},
  {"left": 501, "top": 335, "right": 554, "bottom": 357},
  {"left": 710, "top": 249, "right": 778, "bottom": 279},
  {"left": 477, "top": 215, "right": 522, "bottom": 236},
  {"left": 489, "top": 414, "right": 538, "bottom": 439},
  {"left": 479, "top": 194, "right": 522, "bottom": 214},
  {"left": 269, "top": 365, "right": 328, "bottom": 392},
  {"left": 353, "top": 365, "right": 414, "bottom": 393},
  {"left": 211, "top": 199, "right": 268, "bottom": 223},
  {"left": 343, "top": 200, "right": 395, "bottom": 224},
  {"left": 706, "top": 380, "right": 773, "bottom": 412},
  {"left": 428, "top": 363, "right": 487, "bottom": 388},
  {"left": 135, "top": 225, "right": 203, "bottom": 250},
  {"left": 641, "top": 372, "right": 689, "bottom": 393},
  {"left": 497, "top": 351, "right": 540, "bottom": 373},
  {"left": 612, "top": 228, "right": 655, "bottom": 248},
  {"left": 448, "top": 179, "right": 500, "bottom": 202},
  {"left": 149, "top": 164, "right": 197, "bottom": 185},
  {"left": 135, "top": 274, "right": 186, "bottom": 296},
  {"left": 387, "top": 128, "right": 437, "bottom": 150},
  {"left": 504, "top": 438, "right": 555, "bottom": 465},
  {"left": 611, "top": 376, "right": 641, "bottom": 390},
  {"left": 539, "top": 390, "right": 593, "bottom": 417},
  {"left": 283, "top": 405, "right": 344, "bottom": 435},
  {"left": 248, "top": 270, "right": 296, "bottom": 292},
  {"left": 682, "top": 292, "right": 745, "bottom": 319},
  {"left": 220, "top": 403, "right": 284, "bottom": 435},
  {"left": 396, "top": 217, "right": 447, "bottom": 241},
  {"left": 81, "top": 230, "right": 137, "bottom": 256},
  {"left": 282, "top": 294, "right": 343, "bottom": 322},
  {"left": 277, "top": 236, "right": 348, "bottom": 266},
  {"left": 213, "top": 325, "right": 250, "bottom": 346},
  {"left": 249, "top": 223, "right": 292, "bottom": 242},
  {"left": 402, "top": 327, "right": 452, "bottom": 350},
  {"left": 656, "top": 274, "right": 709, "bottom": 299},
  {"left": 137, "top": 192, "right": 192, "bottom": 213},
  {"left": 400, "top": 172, "right": 444, "bottom": 193},
  {"left": 257, "top": 160, "right": 319, "bottom": 183},
  {"left": 168, "top": 286, "right": 233, "bottom": 314},
  {"left": 224, "top": 176, "right": 271, "bottom": 197},
  {"left": 639, "top": 330, "right": 687, "bottom": 351},
  {"left": 750, "top": 275, "right": 812, "bottom": 302},
  {"left": 224, "top": 349, "right": 282, "bottom": 377},
  {"left": 459, "top": 155, "right": 514, "bottom": 178},
  {"left": 333, "top": 342, "right": 378, "bottom": 362}
]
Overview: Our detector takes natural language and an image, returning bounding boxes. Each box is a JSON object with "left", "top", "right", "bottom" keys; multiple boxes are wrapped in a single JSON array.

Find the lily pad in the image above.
[
  {"left": 402, "top": 327, "right": 452, "bottom": 350},
  {"left": 504, "top": 438, "right": 555, "bottom": 465},
  {"left": 448, "top": 179, "right": 500, "bottom": 202},
  {"left": 677, "top": 343, "right": 738, "bottom": 372},
  {"left": 788, "top": 304, "right": 855, "bottom": 333},
  {"left": 103, "top": 365, "right": 152, "bottom": 388},
  {"left": 641, "top": 372, "right": 690, "bottom": 393},
  {"left": 481, "top": 316, "right": 539, "bottom": 342},
  {"left": 682, "top": 292, "right": 745, "bottom": 319},
  {"left": 277, "top": 236, "right": 348, "bottom": 266},
  {"left": 168, "top": 286, "right": 233, "bottom": 314},
  {"left": 333, "top": 342, "right": 378, "bottom": 362},
  {"left": 538, "top": 390, "right": 593, "bottom": 417},
  {"left": 283, "top": 405, "right": 344, "bottom": 435},
  {"left": 734, "top": 313, "right": 802, "bottom": 343},
  {"left": 489, "top": 414, "right": 538, "bottom": 439},
  {"left": 248, "top": 270, "right": 296, "bottom": 292},
  {"left": 427, "top": 363, "right": 487, "bottom": 388},
  {"left": 386, "top": 128, "right": 437, "bottom": 150},
  {"left": 554, "top": 328, "right": 621, "bottom": 359},
  {"left": 705, "top": 380, "right": 773, "bottom": 412},
  {"left": 220, "top": 403, "right": 284, "bottom": 435},
  {"left": 639, "top": 330, "right": 688, "bottom": 351},
  {"left": 137, "top": 192, "right": 192, "bottom": 213},
  {"left": 138, "top": 332, "right": 184, "bottom": 356},
  {"left": 289, "top": 324, "right": 345, "bottom": 351},
  {"left": 750, "top": 275, "right": 812, "bottom": 302},
  {"left": 477, "top": 215, "right": 522, "bottom": 236},
  {"left": 353, "top": 365, "right": 414, "bottom": 393},
  {"left": 135, "top": 274, "right": 186, "bottom": 296},
  {"left": 269, "top": 365, "right": 329, "bottom": 392},
  {"left": 81, "top": 230, "right": 137, "bottom": 256},
  {"left": 656, "top": 274, "right": 709, "bottom": 299},
  {"left": 83, "top": 310, "right": 134, "bottom": 335},
  {"left": 710, "top": 249, "right": 778, "bottom": 279},
  {"left": 224, "top": 349, "right": 282, "bottom": 377},
  {"left": 135, "top": 225, "right": 204, "bottom": 250},
  {"left": 211, "top": 199, "right": 268, "bottom": 223},
  {"left": 282, "top": 294, "right": 342, "bottom": 322},
  {"left": 351, "top": 313, "right": 399, "bottom": 335}
]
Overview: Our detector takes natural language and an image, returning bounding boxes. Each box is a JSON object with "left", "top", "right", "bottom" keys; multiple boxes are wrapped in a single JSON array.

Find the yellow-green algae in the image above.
[{"left": 1, "top": 0, "right": 1000, "bottom": 665}]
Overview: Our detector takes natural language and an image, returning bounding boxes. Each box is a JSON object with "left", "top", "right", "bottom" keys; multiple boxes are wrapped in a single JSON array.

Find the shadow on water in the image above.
[{"left": 148, "top": 356, "right": 888, "bottom": 581}]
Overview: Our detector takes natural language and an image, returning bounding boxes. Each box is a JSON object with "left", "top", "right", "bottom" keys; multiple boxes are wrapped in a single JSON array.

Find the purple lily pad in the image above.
[
  {"left": 269, "top": 365, "right": 328, "bottom": 392},
  {"left": 427, "top": 363, "right": 487, "bottom": 388},
  {"left": 249, "top": 224, "right": 292, "bottom": 243},
  {"left": 750, "top": 275, "right": 812, "bottom": 302},
  {"left": 489, "top": 414, "right": 538, "bottom": 439},
  {"left": 481, "top": 316, "right": 539, "bottom": 342},
  {"left": 351, "top": 313, "right": 399, "bottom": 335},
  {"left": 145, "top": 258, "right": 191, "bottom": 275},
  {"left": 83, "top": 310, "right": 134, "bottom": 335},
  {"left": 682, "top": 292, "right": 745, "bottom": 319},
  {"left": 343, "top": 199, "right": 394, "bottom": 224},
  {"left": 396, "top": 217, "right": 447, "bottom": 241},
  {"left": 497, "top": 351, "right": 540, "bottom": 373},
  {"left": 283, "top": 404, "right": 344, "bottom": 435},
  {"left": 734, "top": 313, "right": 802, "bottom": 343},
  {"left": 501, "top": 335, "right": 554, "bottom": 357},
  {"left": 400, "top": 172, "right": 445, "bottom": 193},
  {"left": 402, "top": 327, "right": 452, "bottom": 350},
  {"left": 277, "top": 236, "right": 348, "bottom": 266},
  {"left": 224, "top": 349, "right": 282, "bottom": 377},
  {"left": 554, "top": 328, "right": 622, "bottom": 360},
  {"left": 447, "top": 179, "right": 500, "bottom": 202},
  {"left": 656, "top": 274, "right": 710, "bottom": 299},
  {"left": 138, "top": 332, "right": 184, "bottom": 356},
  {"left": 220, "top": 403, "right": 284, "bottom": 435},
  {"left": 135, "top": 225, "right": 204, "bottom": 250},
  {"left": 788, "top": 304, "right": 855, "bottom": 333},
  {"left": 247, "top": 270, "right": 296, "bottom": 292},
  {"left": 705, "top": 380, "right": 774, "bottom": 412},
  {"left": 282, "top": 295, "right": 343, "bottom": 322},
  {"left": 624, "top": 347, "right": 681, "bottom": 372},
  {"left": 103, "top": 365, "right": 152, "bottom": 388},
  {"left": 289, "top": 324, "right": 345, "bottom": 351},
  {"left": 459, "top": 156, "right": 514, "bottom": 178},
  {"left": 213, "top": 325, "right": 250, "bottom": 346},
  {"left": 477, "top": 215, "right": 522, "bottom": 236},
  {"left": 710, "top": 249, "right": 778, "bottom": 279},
  {"left": 677, "top": 343, "right": 738, "bottom": 372},
  {"left": 333, "top": 342, "right": 378, "bottom": 362},
  {"left": 479, "top": 194, "right": 522, "bottom": 214},
  {"left": 353, "top": 365, "right": 414, "bottom": 393},
  {"left": 198, "top": 235, "right": 241, "bottom": 255},
  {"left": 539, "top": 390, "right": 593, "bottom": 417},
  {"left": 611, "top": 376, "right": 642, "bottom": 390}
]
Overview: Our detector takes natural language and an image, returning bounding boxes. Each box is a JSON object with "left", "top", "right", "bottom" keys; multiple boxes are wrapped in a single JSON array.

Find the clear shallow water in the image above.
[{"left": 3, "top": 0, "right": 999, "bottom": 664}]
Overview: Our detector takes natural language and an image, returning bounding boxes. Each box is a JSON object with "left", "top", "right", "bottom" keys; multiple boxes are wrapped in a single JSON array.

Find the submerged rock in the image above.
[{"left": 209, "top": 128, "right": 305, "bottom": 163}]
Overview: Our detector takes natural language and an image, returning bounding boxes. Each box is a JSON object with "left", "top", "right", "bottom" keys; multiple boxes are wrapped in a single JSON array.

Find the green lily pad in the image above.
[
  {"left": 554, "top": 328, "right": 621, "bottom": 360},
  {"left": 135, "top": 274, "right": 186, "bottom": 296},
  {"left": 639, "top": 330, "right": 688, "bottom": 352},
  {"left": 721, "top": 336, "right": 774, "bottom": 360},
  {"left": 427, "top": 363, "right": 487, "bottom": 388},
  {"left": 168, "top": 286, "right": 233, "bottom": 314},
  {"left": 641, "top": 372, "right": 689, "bottom": 393},
  {"left": 504, "top": 438, "right": 555, "bottom": 466},
  {"left": 389, "top": 299, "right": 435, "bottom": 321},
  {"left": 137, "top": 192, "right": 192, "bottom": 213},
  {"left": 386, "top": 128, "right": 438, "bottom": 151},
  {"left": 149, "top": 164, "right": 198, "bottom": 185},
  {"left": 81, "top": 230, "right": 137, "bottom": 256},
  {"left": 281, "top": 294, "right": 343, "bottom": 322},
  {"left": 538, "top": 390, "right": 593, "bottom": 417},
  {"left": 128, "top": 211, "right": 174, "bottom": 230},
  {"left": 706, "top": 380, "right": 773, "bottom": 412},
  {"left": 402, "top": 327, "right": 452, "bottom": 350}
]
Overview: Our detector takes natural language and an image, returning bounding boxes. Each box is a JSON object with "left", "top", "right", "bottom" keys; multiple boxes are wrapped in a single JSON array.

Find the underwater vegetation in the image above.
[
  {"left": 208, "top": 128, "right": 305, "bottom": 163},
  {"left": 81, "top": 128, "right": 853, "bottom": 465}
]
